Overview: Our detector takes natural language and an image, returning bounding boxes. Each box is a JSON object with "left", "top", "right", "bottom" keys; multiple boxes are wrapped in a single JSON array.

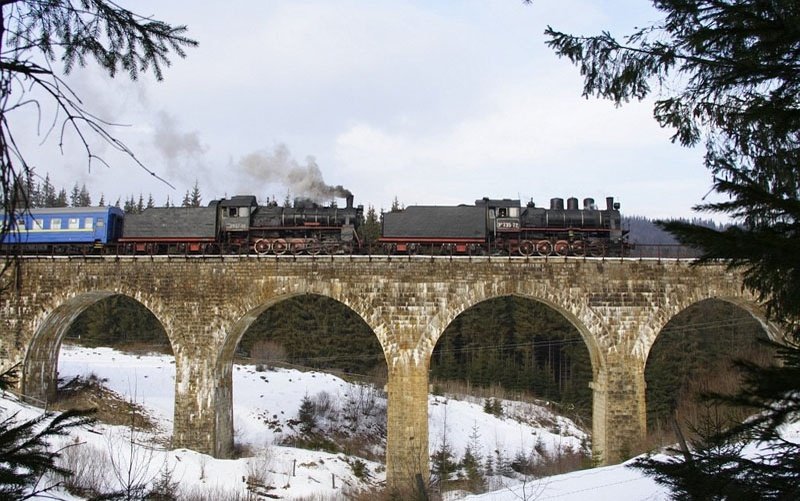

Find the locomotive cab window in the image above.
[
  {"left": 509, "top": 207, "right": 519, "bottom": 217},
  {"left": 227, "top": 207, "right": 238, "bottom": 217}
]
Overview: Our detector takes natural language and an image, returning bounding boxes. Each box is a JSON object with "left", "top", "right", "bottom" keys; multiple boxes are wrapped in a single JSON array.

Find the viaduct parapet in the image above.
[{"left": 0, "top": 256, "right": 781, "bottom": 487}]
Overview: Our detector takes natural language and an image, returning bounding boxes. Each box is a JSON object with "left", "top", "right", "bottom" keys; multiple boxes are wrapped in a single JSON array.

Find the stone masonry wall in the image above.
[{"left": 0, "top": 256, "right": 768, "bottom": 486}]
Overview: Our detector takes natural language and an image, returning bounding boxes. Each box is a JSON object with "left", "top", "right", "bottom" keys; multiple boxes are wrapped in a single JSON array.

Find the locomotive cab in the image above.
[
  {"left": 219, "top": 196, "right": 257, "bottom": 231},
  {"left": 476, "top": 198, "right": 521, "bottom": 236}
]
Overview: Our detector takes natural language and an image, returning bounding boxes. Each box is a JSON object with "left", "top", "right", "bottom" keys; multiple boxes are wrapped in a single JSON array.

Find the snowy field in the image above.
[{"left": 0, "top": 344, "right": 678, "bottom": 499}]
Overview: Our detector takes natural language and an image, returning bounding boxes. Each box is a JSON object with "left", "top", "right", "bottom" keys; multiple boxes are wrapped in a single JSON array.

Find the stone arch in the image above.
[
  {"left": 21, "top": 290, "right": 171, "bottom": 405},
  {"left": 428, "top": 292, "right": 603, "bottom": 379},
  {"left": 211, "top": 292, "right": 387, "bottom": 458},
  {"left": 643, "top": 293, "right": 784, "bottom": 362}
]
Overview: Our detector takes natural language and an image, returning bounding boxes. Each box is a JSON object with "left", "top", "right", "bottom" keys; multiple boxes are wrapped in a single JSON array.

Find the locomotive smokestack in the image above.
[
  {"left": 550, "top": 198, "right": 564, "bottom": 210},
  {"left": 583, "top": 198, "right": 595, "bottom": 210},
  {"left": 346, "top": 194, "right": 354, "bottom": 209},
  {"left": 606, "top": 197, "right": 615, "bottom": 210}
]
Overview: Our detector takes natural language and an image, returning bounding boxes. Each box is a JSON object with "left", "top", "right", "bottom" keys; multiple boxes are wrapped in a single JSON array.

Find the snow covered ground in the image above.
[{"left": 0, "top": 344, "right": 677, "bottom": 500}]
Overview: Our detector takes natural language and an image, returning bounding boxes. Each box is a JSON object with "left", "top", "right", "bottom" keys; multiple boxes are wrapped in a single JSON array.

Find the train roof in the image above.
[
  {"left": 382, "top": 205, "right": 486, "bottom": 239},
  {"left": 121, "top": 206, "right": 217, "bottom": 239},
  {"left": 7, "top": 206, "right": 123, "bottom": 217},
  {"left": 217, "top": 196, "right": 257, "bottom": 208}
]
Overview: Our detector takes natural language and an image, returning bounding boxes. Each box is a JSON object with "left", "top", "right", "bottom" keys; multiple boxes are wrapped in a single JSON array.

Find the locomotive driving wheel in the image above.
[
  {"left": 536, "top": 240, "right": 553, "bottom": 256},
  {"left": 554, "top": 240, "right": 570, "bottom": 256},
  {"left": 571, "top": 240, "right": 586, "bottom": 256},
  {"left": 272, "top": 239, "right": 288, "bottom": 255},
  {"left": 254, "top": 239, "right": 270, "bottom": 255},
  {"left": 518, "top": 240, "right": 534, "bottom": 256}
]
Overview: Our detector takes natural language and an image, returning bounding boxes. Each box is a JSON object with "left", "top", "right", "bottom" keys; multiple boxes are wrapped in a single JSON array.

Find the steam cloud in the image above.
[
  {"left": 237, "top": 143, "right": 351, "bottom": 202},
  {"left": 153, "top": 111, "right": 208, "bottom": 185}
]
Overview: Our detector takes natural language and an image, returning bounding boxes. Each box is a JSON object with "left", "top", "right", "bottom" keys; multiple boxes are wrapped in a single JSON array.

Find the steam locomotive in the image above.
[
  {"left": 381, "top": 196, "right": 628, "bottom": 256},
  {"left": 1, "top": 193, "right": 628, "bottom": 256}
]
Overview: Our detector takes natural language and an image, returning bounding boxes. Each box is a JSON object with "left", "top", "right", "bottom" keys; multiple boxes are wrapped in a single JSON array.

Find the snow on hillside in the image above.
[{"left": 0, "top": 344, "right": 676, "bottom": 499}]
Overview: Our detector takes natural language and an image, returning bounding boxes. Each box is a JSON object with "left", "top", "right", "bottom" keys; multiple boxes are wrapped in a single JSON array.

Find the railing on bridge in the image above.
[{"left": 2, "top": 242, "right": 704, "bottom": 260}]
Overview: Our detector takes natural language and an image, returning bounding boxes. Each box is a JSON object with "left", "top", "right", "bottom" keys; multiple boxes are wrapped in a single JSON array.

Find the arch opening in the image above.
[
  {"left": 428, "top": 294, "right": 594, "bottom": 489},
  {"left": 644, "top": 298, "right": 779, "bottom": 449},
  {"left": 24, "top": 292, "right": 174, "bottom": 433},
  {"left": 215, "top": 293, "right": 388, "bottom": 470}
]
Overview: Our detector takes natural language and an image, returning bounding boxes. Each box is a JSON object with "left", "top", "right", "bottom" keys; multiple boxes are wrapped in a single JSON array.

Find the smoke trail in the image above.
[{"left": 237, "top": 143, "right": 351, "bottom": 201}]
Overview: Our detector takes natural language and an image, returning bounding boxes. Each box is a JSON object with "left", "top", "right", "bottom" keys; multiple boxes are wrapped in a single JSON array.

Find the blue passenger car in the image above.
[{"left": 1, "top": 206, "right": 124, "bottom": 248}]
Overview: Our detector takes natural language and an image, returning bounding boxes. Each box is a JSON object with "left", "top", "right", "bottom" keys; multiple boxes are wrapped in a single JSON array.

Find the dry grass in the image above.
[{"left": 53, "top": 373, "right": 157, "bottom": 430}]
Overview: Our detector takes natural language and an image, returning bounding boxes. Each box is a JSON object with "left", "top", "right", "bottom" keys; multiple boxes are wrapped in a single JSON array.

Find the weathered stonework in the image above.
[{"left": 0, "top": 255, "right": 782, "bottom": 487}]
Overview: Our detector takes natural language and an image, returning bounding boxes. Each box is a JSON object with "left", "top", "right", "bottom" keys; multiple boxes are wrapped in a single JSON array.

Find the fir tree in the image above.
[
  {"left": 69, "top": 182, "right": 80, "bottom": 207},
  {"left": 54, "top": 188, "right": 68, "bottom": 207},
  {"left": 78, "top": 184, "right": 91, "bottom": 207},
  {"left": 359, "top": 205, "right": 381, "bottom": 250},
  {"left": 41, "top": 174, "right": 56, "bottom": 207},
  {"left": 181, "top": 190, "right": 191, "bottom": 207},
  {"left": 98, "top": 194, "right": 105, "bottom": 207},
  {"left": 0, "top": 367, "right": 95, "bottom": 499},
  {"left": 297, "top": 394, "right": 317, "bottom": 434},
  {"left": 542, "top": 0, "right": 800, "bottom": 496},
  {"left": 146, "top": 194, "right": 155, "bottom": 209},
  {"left": 190, "top": 181, "right": 202, "bottom": 207}
]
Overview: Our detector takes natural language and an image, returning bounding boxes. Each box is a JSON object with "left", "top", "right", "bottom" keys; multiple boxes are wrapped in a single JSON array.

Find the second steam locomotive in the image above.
[{"left": 2, "top": 193, "right": 628, "bottom": 256}]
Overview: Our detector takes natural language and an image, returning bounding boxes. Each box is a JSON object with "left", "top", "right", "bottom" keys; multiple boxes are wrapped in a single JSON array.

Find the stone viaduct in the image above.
[{"left": 0, "top": 255, "right": 783, "bottom": 487}]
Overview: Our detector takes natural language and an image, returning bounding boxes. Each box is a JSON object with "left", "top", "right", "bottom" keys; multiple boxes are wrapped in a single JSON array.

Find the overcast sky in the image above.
[{"left": 11, "top": 0, "right": 717, "bottom": 219}]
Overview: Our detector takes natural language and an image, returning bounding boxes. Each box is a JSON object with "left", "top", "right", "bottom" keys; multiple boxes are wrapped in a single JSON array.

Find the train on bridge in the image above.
[{"left": 1, "top": 193, "right": 629, "bottom": 257}]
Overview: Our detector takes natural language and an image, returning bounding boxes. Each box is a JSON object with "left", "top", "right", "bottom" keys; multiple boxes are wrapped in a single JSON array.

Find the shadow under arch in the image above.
[
  {"left": 21, "top": 291, "right": 172, "bottom": 406},
  {"left": 644, "top": 297, "right": 782, "bottom": 444},
  {"left": 212, "top": 292, "right": 387, "bottom": 458},
  {"left": 429, "top": 293, "right": 603, "bottom": 383}
]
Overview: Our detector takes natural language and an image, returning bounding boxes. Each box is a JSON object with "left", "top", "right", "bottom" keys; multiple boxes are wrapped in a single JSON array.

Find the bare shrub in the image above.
[
  {"left": 312, "top": 390, "right": 338, "bottom": 420},
  {"left": 179, "top": 484, "right": 246, "bottom": 501},
  {"left": 245, "top": 447, "right": 275, "bottom": 498},
  {"left": 56, "top": 438, "right": 109, "bottom": 497}
]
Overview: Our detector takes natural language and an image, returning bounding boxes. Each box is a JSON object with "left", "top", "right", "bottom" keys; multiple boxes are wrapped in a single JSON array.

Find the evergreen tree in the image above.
[
  {"left": 54, "top": 188, "right": 68, "bottom": 207},
  {"left": 181, "top": 190, "right": 191, "bottom": 207},
  {"left": 146, "top": 193, "right": 155, "bottom": 209},
  {"left": 190, "top": 180, "right": 201, "bottom": 207},
  {"left": 359, "top": 205, "right": 381, "bottom": 250},
  {"left": 0, "top": 368, "right": 95, "bottom": 499},
  {"left": 98, "top": 193, "right": 105, "bottom": 207},
  {"left": 41, "top": 174, "right": 56, "bottom": 207},
  {"left": 136, "top": 193, "right": 144, "bottom": 213},
  {"left": 69, "top": 182, "right": 80, "bottom": 207},
  {"left": 542, "top": 0, "right": 800, "bottom": 496},
  {"left": 297, "top": 394, "right": 317, "bottom": 434},
  {"left": 78, "top": 183, "right": 91, "bottom": 207}
]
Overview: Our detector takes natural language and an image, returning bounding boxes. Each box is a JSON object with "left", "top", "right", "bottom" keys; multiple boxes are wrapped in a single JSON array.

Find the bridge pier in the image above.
[
  {"left": 591, "top": 354, "right": 647, "bottom": 463},
  {"left": 385, "top": 351, "right": 430, "bottom": 491},
  {"left": 173, "top": 346, "right": 226, "bottom": 457}
]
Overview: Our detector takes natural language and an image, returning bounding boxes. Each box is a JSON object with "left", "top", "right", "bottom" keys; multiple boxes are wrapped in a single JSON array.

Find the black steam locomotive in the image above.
[
  {"left": 119, "top": 194, "right": 362, "bottom": 255},
  {"left": 381, "top": 196, "right": 628, "bottom": 256},
  {"left": 3, "top": 193, "right": 628, "bottom": 256}
]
